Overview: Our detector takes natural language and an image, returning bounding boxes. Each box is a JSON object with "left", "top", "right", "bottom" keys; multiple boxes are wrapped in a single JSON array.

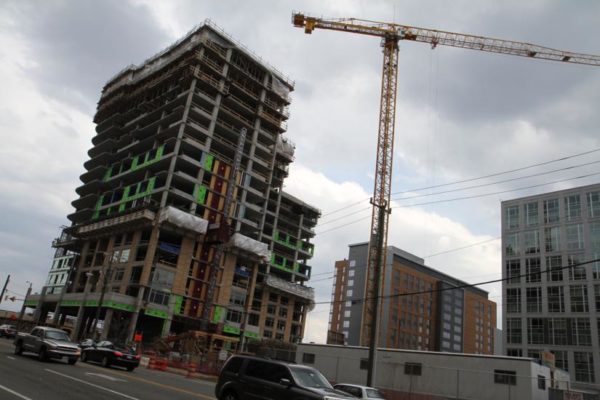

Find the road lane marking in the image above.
[
  {"left": 85, "top": 372, "right": 127, "bottom": 382},
  {"left": 45, "top": 369, "right": 139, "bottom": 400},
  {"left": 7, "top": 356, "right": 16, "bottom": 360},
  {"left": 0, "top": 383, "right": 33, "bottom": 400},
  {"left": 80, "top": 363, "right": 215, "bottom": 399}
]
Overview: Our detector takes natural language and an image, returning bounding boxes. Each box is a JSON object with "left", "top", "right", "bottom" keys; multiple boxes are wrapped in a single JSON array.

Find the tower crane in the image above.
[{"left": 292, "top": 12, "right": 600, "bottom": 385}]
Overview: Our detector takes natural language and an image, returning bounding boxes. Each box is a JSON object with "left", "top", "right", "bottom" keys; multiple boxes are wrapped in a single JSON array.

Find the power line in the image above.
[
  {"left": 392, "top": 159, "right": 600, "bottom": 203},
  {"left": 396, "top": 171, "right": 600, "bottom": 209},
  {"left": 319, "top": 160, "right": 600, "bottom": 226},
  {"left": 308, "top": 238, "right": 502, "bottom": 284},
  {"left": 320, "top": 147, "right": 600, "bottom": 217},
  {"left": 317, "top": 171, "right": 600, "bottom": 235},
  {"left": 423, "top": 237, "right": 500, "bottom": 258},
  {"left": 316, "top": 257, "right": 600, "bottom": 307}
]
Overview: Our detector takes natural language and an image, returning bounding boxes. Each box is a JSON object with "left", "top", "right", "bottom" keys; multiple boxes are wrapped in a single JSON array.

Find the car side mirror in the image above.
[{"left": 280, "top": 378, "right": 292, "bottom": 387}]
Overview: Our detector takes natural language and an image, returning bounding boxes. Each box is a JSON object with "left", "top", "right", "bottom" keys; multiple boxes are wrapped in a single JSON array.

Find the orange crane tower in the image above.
[{"left": 292, "top": 12, "right": 600, "bottom": 385}]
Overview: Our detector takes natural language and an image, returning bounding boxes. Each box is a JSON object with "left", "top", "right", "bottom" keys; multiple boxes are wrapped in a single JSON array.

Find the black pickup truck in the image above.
[{"left": 14, "top": 326, "right": 80, "bottom": 364}]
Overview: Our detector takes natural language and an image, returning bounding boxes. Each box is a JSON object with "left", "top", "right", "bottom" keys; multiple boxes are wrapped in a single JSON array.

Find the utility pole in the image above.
[
  {"left": 367, "top": 201, "right": 389, "bottom": 387},
  {"left": 0, "top": 275, "right": 10, "bottom": 306},
  {"left": 201, "top": 127, "right": 247, "bottom": 328},
  {"left": 90, "top": 252, "right": 114, "bottom": 339},
  {"left": 18, "top": 282, "right": 32, "bottom": 329}
]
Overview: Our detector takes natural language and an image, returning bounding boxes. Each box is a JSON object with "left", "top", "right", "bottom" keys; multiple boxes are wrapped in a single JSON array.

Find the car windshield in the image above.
[
  {"left": 366, "top": 388, "right": 385, "bottom": 398},
  {"left": 289, "top": 366, "right": 333, "bottom": 389},
  {"left": 45, "top": 331, "right": 70, "bottom": 341}
]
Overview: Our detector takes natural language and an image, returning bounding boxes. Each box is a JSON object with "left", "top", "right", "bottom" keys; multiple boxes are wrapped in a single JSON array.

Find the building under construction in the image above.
[{"left": 27, "top": 20, "right": 320, "bottom": 349}]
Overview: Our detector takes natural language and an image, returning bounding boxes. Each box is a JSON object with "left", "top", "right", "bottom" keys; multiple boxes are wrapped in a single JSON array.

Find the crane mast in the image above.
[{"left": 292, "top": 12, "right": 600, "bottom": 386}]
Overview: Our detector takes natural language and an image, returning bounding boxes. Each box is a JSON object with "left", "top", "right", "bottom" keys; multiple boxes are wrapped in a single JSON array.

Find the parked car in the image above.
[
  {"left": 80, "top": 340, "right": 140, "bottom": 371},
  {"left": 0, "top": 324, "right": 16, "bottom": 339},
  {"left": 79, "top": 338, "right": 95, "bottom": 349},
  {"left": 14, "top": 326, "right": 80, "bottom": 364},
  {"left": 333, "top": 383, "right": 386, "bottom": 399},
  {"left": 215, "top": 355, "right": 355, "bottom": 400}
]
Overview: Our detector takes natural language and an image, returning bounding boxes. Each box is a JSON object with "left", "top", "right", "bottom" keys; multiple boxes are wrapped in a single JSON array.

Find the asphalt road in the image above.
[{"left": 0, "top": 337, "right": 216, "bottom": 400}]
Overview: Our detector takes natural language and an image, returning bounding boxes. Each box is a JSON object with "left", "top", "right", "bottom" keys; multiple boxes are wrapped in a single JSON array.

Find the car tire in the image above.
[
  {"left": 38, "top": 348, "right": 47, "bottom": 362},
  {"left": 221, "top": 391, "right": 238, "bottom": 400},
  {"left": 101, "top": 356, "right": 110, "bottom": 368},
  {"left": 68, "top": 358, "right": 77, "bottom": 365},
  {"left": 126, "top": 366, "right": 135, "bottom": 372},
  {"left": 14, "top": 341, "right": 23, "bottom": 356},
  {"left": 81, "top": 352, "right": 88, "bottom": 362}
]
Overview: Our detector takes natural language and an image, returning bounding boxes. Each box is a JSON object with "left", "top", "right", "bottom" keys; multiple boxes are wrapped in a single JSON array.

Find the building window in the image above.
[
  {"left": 570, "top": 285, "right": 589, "bottom": 312},
  {"left": 526, "top": 287, "right": 542, "bottom": 313},
  {"left": 565, "top": 194, "right": 581, "bottom": 221},
  {"left": 568, "top": 254, "right": 586, "bottom": 281},
  {"left": 506, "top": 288, "right": 521, "bottom": 313},
  {"left": 546, "top": 256, "right": 563, "bottom": 282},
  {"left": 538, "top": 375, "right": 546, "bottom": 390},
  {"left": 505, "top": 206, "right": 519, "bottom": 229},
  {"left": 591, "top": 222, "right": 600, "bottom": 251},
  {"left": 506, "top": 349, "right": 522, "bottom": 357},
  {"left": 525, "top": 202, "right": 539, "bottom": 226},
  {"left": 547, "top": 286, "right": 565, "bottom": 313},
  {"left": 574, "top": 352, "right": 595, "bottom": 383},
  {"left": 360, "top": 359, "right": 369, "bottom": 370},
  {"left": 247, "top": 313, "right": 259, "bottom": 326},
  {"left": 525, "top": 258, "right": 541, "bottom": 283},
  {"left": 505, "top": 233, "right": 519, "bottom": 256},
  {"left": 566, "top": 224, "right": 584, "bottom": 250},
  {"left": 113, "top": 268, "right": 125, "bottom": 282},
  {"left": 552, "top": 350, "right": 569, "bottom": 372},
  {"left": 544, "top": 227, "right": 560, "bottom": 252},
  {"left": 592, "top": 254, "right": 600, "bottom": 279},
  {"left": 527, "top": 318, "right": 545, "bottom": 344},
  {"left": 523, "top": 231, "right": 540, "bottom": 254},
  {"left": 226, "top": 309, "right": 242, "bottom": 324},
  {"left": 494, "top": 370, "right": 517, "bottom": 385},
  {"left": 404, "top": 363, "right": 422, "bottom": 376},
  {"left": 302, "top": 353, "right": 315, "bottom": 364},
  {"left": 544, "top": 199, "right": 560, "bottom": 223},
  {"left": 506, "top": 318, "right": 522, "bottom": 344},
  {"left": 528, "top": 350, "right": 541, "bottom": 360},
  {"left": 346, "top": 289, "right": 353, "bottom": 297},
  {"left": 506, "top": 260, "right": 520, "bottom": 284},
  {"left": 588, "top": 191, "right": 600, "bottom": 218},
  {"left": 572, "top": 318, "right": 592, "bottom": 346},
  {"left": 548, "top": 318, "right": 567, "bottom": 345}
]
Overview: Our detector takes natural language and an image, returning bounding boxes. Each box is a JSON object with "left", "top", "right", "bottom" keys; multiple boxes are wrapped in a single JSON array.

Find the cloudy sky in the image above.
[{"left": 1, "top": 0, "right": 599, "bottom": 343}]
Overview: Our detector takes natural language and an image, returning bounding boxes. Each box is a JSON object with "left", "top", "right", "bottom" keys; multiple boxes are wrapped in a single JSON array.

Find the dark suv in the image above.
[{"left": 215, "top": 355, "right": 354, "bottom": 400}]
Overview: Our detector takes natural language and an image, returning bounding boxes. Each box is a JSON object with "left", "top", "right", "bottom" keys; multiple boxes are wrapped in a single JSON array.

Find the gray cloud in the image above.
[{"left": 6, "top": 0, "right": 171, "bottom": 114}]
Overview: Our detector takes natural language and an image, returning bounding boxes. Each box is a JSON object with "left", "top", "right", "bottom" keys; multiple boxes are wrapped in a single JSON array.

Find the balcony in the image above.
[{"left": 264, "top": 275, "right": 314, "bottom": 309}]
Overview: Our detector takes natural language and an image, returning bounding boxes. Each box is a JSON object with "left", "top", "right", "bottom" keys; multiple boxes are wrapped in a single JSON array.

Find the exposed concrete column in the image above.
[
  {"left": 101, "top": 308, "right": 114, "bottom": 340},
  {"left": 126, "top": 287, "right": 145, "bottom": 344},
  {"left": 161, "top": 293, "right": 177, "bottom": 337},
  {"left": 72, "top": 275, "right": 93, "bottom": 341}
]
